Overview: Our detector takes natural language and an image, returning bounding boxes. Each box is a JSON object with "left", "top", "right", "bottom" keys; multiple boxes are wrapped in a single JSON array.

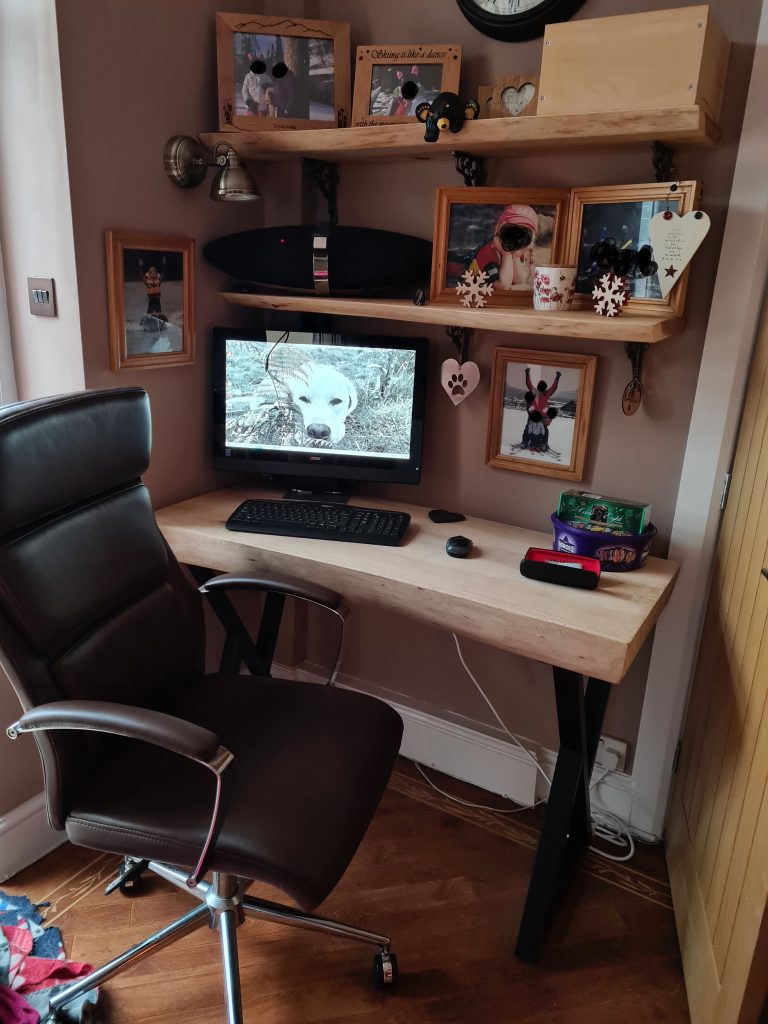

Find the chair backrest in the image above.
[{"left": 0, "top": 388, "right": 204, "bottom": 827}]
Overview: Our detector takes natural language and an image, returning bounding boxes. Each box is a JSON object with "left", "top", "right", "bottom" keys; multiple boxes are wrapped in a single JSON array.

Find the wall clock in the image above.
[{"left": 456, "top": 0, "right": 587, "bottom": 42}]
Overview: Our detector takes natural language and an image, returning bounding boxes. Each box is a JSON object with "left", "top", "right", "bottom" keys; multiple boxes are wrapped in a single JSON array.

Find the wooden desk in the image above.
[{"left": 156, "top": 486, "right": 679, "bottom": 960}]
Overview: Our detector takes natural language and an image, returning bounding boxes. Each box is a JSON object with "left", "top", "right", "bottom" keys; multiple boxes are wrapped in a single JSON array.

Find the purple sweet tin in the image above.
[{"left": 550, "top": 513, "right": 657, "bottom": 572}]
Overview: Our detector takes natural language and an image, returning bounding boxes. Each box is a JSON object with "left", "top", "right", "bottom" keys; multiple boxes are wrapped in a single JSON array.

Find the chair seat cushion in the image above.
[{"left": 65, "top": 675, "right": 403, "bottom": 910}]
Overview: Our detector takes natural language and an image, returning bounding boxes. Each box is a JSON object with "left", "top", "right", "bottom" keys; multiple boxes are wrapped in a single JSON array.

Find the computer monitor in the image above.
[{"left": 212, "top": 327, "right": 428, "bottom": 500}]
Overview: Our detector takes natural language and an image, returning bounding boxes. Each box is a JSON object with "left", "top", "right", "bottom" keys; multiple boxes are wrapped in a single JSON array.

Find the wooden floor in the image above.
[{"left": 5, "top": 762, "right": 690, "bottom": 1024}]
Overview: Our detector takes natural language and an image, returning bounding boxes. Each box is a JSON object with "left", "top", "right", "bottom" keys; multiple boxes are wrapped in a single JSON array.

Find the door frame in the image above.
[
  {"left": 632, "top": 0, "right": 768, "bottom": 839},
  {"left": 0, "top": 243, "right": 17, "bottom": 406}
]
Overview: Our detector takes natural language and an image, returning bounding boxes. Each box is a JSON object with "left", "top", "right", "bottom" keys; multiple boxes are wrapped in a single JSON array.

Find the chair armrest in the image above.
[
  {"left": 199, "top": 570, "right": 342, "bottom": 611},
  {"left": 7, "top": 700, "right": 232, "bottom": 888},
  {"left": 6, "top": 700, "right": 226, "bottom": 768}
]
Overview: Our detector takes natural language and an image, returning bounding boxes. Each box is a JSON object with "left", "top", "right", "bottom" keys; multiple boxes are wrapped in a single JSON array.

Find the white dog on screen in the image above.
[{"left": 286, "top": 363, "right": 358, "bottom": 445}]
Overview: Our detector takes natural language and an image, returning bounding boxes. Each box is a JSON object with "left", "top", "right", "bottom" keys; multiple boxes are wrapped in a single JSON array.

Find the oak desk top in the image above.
[{"left": 156, "top": 487, "right": 679, "bottom": 685}]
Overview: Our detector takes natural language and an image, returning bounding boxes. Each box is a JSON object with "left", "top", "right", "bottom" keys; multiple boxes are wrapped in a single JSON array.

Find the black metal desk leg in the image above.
[{"left": 514, "top": 669, "right": 612, "bottom": 962}]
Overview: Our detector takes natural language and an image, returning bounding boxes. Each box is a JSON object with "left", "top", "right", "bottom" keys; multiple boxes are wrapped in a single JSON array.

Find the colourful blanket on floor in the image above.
[{"left": 0, "top": 891, "right": 98, "bottom": 1023}]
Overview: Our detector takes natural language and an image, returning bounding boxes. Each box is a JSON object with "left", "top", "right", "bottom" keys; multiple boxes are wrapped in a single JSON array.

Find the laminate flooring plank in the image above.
[{"left": 3, "top": 765, "right": 688, "bottom": 1024}]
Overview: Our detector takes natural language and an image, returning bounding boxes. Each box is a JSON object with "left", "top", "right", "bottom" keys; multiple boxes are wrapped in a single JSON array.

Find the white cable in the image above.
[
  {"left": 451, "top": 633, "right": 552, "bottom": 787},
  {"left": 449, "top": 633, "right": 636, "bottom": 862},
  {"left": 413, "top": 761, "right": 545, "bottom": 814}
]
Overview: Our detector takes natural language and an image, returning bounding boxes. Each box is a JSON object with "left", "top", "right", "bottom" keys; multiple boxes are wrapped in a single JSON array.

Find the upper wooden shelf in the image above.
[
  {"left": 201, "top": 106, "right": 718, "bottom": 163},
  {"left": 220, "top": 293, "right": 683, "bottom": 344}
]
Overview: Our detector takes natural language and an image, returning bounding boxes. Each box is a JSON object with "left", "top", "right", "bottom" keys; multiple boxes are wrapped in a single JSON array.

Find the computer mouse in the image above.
[{"left": 446, "top": 535, "right": 473, "bottom": 558}]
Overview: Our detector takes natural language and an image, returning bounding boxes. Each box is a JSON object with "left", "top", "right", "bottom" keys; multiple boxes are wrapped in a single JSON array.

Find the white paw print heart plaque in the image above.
[
  {"left": 648, "top": 209, "right": 711, "bottom": 298},
  {"left": 441, "top": 359, "right": 480, "bottom": 406}
]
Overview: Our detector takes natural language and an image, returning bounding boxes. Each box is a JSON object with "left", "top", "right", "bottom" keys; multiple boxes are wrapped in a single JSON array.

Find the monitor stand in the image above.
[{"left": 281, "top": 479, "right": 356, "bottom": 504}]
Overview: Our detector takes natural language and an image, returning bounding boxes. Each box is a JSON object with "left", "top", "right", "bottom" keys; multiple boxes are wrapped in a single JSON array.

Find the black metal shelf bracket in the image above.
[
  {"left": 453, "top": 151, "right": 486, "bottom": 188},
  {"left": 652, "top": 141, "right": 677, "bottom": 183},
  {"left": 446, "top": 325, "right": 472, "bottom": 364},
  {"left": 303, "top": 158, "right": 340, "bottom": 227}
]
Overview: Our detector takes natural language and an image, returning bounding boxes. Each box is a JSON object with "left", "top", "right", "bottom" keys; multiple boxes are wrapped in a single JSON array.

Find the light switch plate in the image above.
[{"left": 27, "top": 277, "right": 56, "bottom": 317}]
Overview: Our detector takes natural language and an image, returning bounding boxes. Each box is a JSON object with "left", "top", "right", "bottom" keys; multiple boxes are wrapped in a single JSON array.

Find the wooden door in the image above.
[{"left": 667, "top": 288, "right": 768, "bottom": 1024}]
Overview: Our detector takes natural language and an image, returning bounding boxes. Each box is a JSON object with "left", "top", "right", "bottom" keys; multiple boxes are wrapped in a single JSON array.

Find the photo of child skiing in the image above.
[
  {"left": 368, "top": 63, "right": 443, "bottom": 117},
  {"left": 486, "top": 349, "right": 597, "bottom": 481},
  {"left": 106, "top": 231, "right": 195, "bottom": 371},
  {"left": 122, "top": 248, "right": 185, "bottom": 356}
]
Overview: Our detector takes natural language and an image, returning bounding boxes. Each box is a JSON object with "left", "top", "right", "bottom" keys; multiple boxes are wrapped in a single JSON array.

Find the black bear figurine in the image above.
[{"left": 415, "top": 92, "right": 480, "bottom": 143}]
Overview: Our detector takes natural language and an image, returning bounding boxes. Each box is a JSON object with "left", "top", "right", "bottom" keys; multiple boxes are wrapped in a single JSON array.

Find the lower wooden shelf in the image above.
[{"left": 220, "top": 292, "right": 684, "bottom": 343}]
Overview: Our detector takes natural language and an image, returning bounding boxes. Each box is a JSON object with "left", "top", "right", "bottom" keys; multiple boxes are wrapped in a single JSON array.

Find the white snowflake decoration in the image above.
[
  {"left": 456, "top": 269, "right": 494, "bottom": 308},
  {"left": 592, "top": 272, "right": 629, "bottom": 317}
]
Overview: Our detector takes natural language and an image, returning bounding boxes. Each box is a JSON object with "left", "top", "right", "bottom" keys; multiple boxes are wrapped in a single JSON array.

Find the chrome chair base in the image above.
[{"left": 46, "top": 861, "right": 394, "bottom": 1024}]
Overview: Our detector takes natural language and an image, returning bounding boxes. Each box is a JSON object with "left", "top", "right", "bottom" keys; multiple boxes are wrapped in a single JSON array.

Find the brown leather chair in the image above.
[{"left": 0, "top": 388, "right": 403, "bottom": 1023}]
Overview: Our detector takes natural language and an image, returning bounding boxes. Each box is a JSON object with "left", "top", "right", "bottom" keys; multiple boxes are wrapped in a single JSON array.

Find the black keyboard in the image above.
[{"left": 225, "top": 498, "right": 411, "bottom": 546}]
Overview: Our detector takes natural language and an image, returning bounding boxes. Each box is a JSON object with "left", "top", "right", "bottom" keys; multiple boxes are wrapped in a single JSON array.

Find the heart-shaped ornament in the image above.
[
  {"left": 648, "top": 210, "right": 711, "bottom": 298},
  {"left": 501, "top": 82, "right": 535, "bottom": 117},
  {"left": 441, "top": 359, "right": 480, "bottom": 406}
]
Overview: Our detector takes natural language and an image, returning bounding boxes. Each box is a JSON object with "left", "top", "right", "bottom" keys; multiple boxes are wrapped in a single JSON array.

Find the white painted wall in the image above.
[
  {"left": 632, "top": 0, "right": 768, "bottom": 838},
  {"left": 0, "top": 0, "right": 86, "bottom": 844},
  {"left": 0, "top": 0, "right": 84, "bottom": 400}
]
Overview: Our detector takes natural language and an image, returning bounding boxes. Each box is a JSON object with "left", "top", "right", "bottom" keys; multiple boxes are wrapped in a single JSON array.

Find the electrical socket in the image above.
[{"left": 594, "top": 734, "right": 628, "bottom": 774}]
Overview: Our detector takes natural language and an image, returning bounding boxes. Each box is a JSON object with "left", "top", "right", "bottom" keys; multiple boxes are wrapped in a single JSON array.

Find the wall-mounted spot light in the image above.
[{"left": 163, "top": 135, "right": 260, "bottom": 202}]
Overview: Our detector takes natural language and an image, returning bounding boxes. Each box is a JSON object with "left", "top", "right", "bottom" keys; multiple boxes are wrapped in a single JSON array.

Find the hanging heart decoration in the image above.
[
  {"left": 441, "top": 358, "right": 480, "bottom": 406},
  {"left": 648, "top": 210, "right": 711, "bottom": 298}
]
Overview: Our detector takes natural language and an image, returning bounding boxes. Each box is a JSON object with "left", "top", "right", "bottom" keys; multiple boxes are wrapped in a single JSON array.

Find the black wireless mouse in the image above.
[{"left": 446, "top": 535, "right": 473, "bottom": 558}]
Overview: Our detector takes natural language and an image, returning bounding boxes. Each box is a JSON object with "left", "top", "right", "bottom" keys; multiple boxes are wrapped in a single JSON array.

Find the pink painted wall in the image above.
[{"left": 53, "top": 0, "right": 762, "bottom": 763}]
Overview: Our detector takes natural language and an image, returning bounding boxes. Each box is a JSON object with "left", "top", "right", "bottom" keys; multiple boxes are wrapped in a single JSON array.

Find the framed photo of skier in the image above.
[
  {"left": 563, "top": 181, "right": 700, "bottom": 317},
  {"left": 486, "top": 348, "right": 597, "bottom": 481},
  {"left": 429, "top": 187, "right": 570, "bottom": 306},
  {"left": 351, "top": 45, "right": 461, "bottom": 127},
  {"left": 105, "top": 231, "right": 195, "bottom": 371},
  {"left": 216, "top": 13, "right": 351, "bottom": 131}
]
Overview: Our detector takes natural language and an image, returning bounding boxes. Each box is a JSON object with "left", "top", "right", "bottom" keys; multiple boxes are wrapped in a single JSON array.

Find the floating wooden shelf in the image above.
[
  {"left": 201, "top": 106, "right": 717, "bottom": 163},
  {"left": 220, "top": 293, "right": 684, "bottom": 343}
]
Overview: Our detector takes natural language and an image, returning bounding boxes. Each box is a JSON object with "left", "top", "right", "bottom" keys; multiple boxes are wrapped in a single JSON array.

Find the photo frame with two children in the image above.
[{"left": 216, "top": 13, "right": 350, "bottom": 131}]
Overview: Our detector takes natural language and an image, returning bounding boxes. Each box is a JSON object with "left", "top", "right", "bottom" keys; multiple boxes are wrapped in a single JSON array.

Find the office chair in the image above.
[{"left": 0, "top": 388, "right": 403, "bottom": 1023}]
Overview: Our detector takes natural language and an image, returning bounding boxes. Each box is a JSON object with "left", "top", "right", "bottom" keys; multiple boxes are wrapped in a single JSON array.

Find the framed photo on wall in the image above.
[
  {"left": 486, "top": 348, "right": 597, "bottom": 481},
  {"left": 351, "top": 45, "right": 461, "bottom": 127},
  {"left": 564, "top": 181, "right": 700, "bottom": 317},
  {"left": 106, "top": 231, "right": 195, "bottom": 371},
  {"left": 216, "top": 13, "right": 350, "bottom": 131},
  {"left": 430, "top": 188, "right": 570, "bottom": 306}
]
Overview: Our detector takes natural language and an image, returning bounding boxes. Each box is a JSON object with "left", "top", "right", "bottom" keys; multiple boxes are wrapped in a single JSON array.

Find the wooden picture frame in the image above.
[
  {"left": 563, "top": 180, "right": 700, "bottom": 317},
  {"left": 486, "top": 347, "right": 597, "bottom": 481},
  {"left": 430, "top": 187, "right": 570, "bottom": 306},
  {"left": 106, "top": 231, "right": 195, "bottom": 371},
  {"left": 216, "top": 13, "right": 350, "bottom": 132},
  {"left": 351, "top": 45, "right": 461, "bottom": 127}
]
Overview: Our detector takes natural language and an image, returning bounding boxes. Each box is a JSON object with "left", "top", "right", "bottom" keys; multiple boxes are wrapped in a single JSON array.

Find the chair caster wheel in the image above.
[
  {"left": 104, "top": 857, "right": 148, "bottom": 897},
  {"left": 372, "top": 949, "right": 398, "bottom": 989}
]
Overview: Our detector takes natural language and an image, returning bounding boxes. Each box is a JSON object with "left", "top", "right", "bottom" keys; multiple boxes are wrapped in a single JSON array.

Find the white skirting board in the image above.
[
  {"left": 285, "top": 662, "right": 644, "bottom": 839},
  {"left": 0, "top": 791, "right": 65, "bottom": 883}
]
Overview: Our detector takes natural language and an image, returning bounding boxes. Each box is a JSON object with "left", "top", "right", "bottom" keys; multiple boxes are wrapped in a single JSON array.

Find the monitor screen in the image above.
[{"left": 212, "top": 328, "right": 428, "bottom": 489}]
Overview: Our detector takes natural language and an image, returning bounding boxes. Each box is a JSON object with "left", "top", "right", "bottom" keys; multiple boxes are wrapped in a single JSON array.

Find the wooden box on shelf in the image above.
[{"left": 537, "top": 4, "right": 729, "bottom": 122}]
